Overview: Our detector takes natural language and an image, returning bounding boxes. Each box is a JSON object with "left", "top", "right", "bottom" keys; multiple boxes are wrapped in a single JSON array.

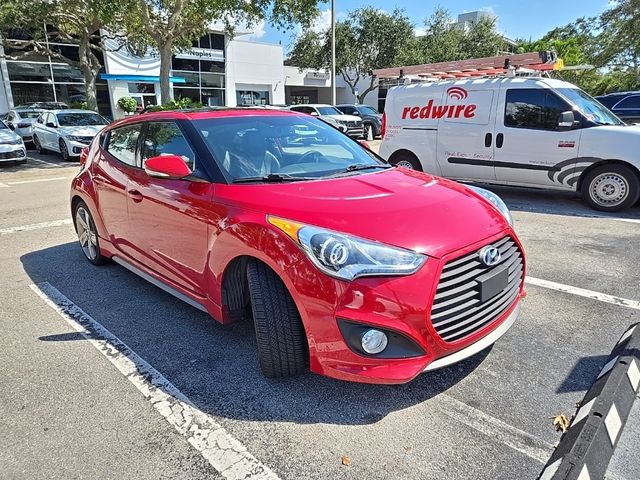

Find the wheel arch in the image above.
[
  {"left": 577, "top": 159, "right": 640, "bottom": 191},
  {"left": 389, "top": 148, "right": 419, "bottom": 163}
]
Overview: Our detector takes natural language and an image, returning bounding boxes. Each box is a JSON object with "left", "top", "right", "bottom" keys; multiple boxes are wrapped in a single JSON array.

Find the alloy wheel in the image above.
[
  {"left": 75, "top": 206, "right": 99, "bottom": 261},
  {"left": 34, "top": 136, "right": 42, "bottom": 154},
  {"left": 60, "top": 140, "right": 70, "bottom": 161}
]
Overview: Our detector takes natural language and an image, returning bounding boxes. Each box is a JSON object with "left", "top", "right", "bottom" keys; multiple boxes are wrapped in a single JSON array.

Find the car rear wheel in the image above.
[
  {"left": 246, "top": 260, "right": 308, "bottom": 378},
  {"left": 59, "top": 139, "right": 71, "bottom": 161},
  {"left": 33, "top": 135, "right": 46, "bottom": 154},
  {"left": 581, "top": 164, "right": 640, "bottom": 212},
  {"left": 74, "top": 201, "right": 106, "bottom": 265},
  {"left": 390, "top": 152, "right": 422, "bottom": 171}
]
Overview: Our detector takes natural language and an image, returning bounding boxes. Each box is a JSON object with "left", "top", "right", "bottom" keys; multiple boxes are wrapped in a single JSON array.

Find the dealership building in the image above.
[{"left": 0, "top": 25, "right": 376, "bottom": 119}]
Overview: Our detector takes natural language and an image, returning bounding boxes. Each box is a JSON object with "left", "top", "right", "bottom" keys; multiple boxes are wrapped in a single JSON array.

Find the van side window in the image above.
[
  {"left": 106, "top": 124, "right": 143, "bottom": 166},
  {"left": 505, "top": 89, "right": 569, "bottom": 131}
]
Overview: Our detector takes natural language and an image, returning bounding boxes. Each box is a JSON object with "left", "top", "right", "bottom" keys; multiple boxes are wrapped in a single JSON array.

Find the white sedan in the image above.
[
  {"left": 33, "top": 110, "right": 109, "bottom": 161},
  {"left": 0, "top": 120, "right": 27, "bottom": 164}
]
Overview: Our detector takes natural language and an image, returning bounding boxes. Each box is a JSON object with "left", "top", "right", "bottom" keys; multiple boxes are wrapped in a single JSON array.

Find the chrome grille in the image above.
[{"left": 430, "top": 236, "right": 523, "bottom": 343}]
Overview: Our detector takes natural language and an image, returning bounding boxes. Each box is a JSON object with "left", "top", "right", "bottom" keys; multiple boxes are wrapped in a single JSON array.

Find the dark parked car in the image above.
[
  {"left": 336, "top": 104, "right": 383, "bottom": 139},
  {"left": 595, "top": 92, "right": 640, "bottom": 124}
]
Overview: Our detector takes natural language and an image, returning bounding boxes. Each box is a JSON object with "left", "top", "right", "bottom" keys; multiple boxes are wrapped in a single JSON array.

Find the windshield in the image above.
[
  {"left": 194, "top": 115, "right": 382, "bottom": 182},
  {"left": 316, "top": 106, "right": 343, "bottom": 116},
  {"left": 357, "top": 105, "right": 380, "bottom": 115},
  {"left": 17, "top": 110, "right": 41, "bottom": 119},
  {"left": 557, "top": 88, "right": 623, "bottom": 126},
  {"left": 57, "top": 112, "right": 107, "bottom": 126}
]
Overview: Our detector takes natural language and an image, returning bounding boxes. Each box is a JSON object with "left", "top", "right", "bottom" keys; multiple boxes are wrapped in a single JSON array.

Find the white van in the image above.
[{"left": 379, "top": 77, "right": 640, "bottom": 211}]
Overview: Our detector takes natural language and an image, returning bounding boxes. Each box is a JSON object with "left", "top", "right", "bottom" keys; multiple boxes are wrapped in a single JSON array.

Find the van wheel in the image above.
[
  {"left": 581, "top": 164, "right": 640, "bottom": 212},
  {"left": 246, "top": 260, "right": 308, "bottom": 378},
  {"left": 390, "top": 152, "right": 422, "bottom": 171}
]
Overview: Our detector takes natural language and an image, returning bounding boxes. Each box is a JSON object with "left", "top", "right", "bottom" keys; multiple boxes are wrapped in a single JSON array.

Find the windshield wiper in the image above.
[{"left": 232, "top": 173, "right": 315, "bottom": 184}]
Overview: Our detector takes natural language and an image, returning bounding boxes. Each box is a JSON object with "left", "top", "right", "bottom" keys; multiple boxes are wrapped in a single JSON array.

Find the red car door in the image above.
[
  {"left": 125, "top": 121, "right": 213, "bottom": 296},
  {"left": 92, "top": 123, "right": 143, "bottom": 254}
]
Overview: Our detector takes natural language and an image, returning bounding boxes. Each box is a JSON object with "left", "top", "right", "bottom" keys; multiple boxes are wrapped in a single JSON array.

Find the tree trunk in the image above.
[
  {"left": 159, "top": 42, "right": 173, "bottom": 104},
  {"left": 77, "top": 34, "right": 99, "bottom": 111}
]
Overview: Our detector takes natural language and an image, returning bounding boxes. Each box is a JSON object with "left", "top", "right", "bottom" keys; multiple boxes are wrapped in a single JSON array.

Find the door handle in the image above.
[
  {"left": 128, "top": 189, "right": 144, "bottom": 202},
  {"left": 496, "top": 133, "right": 504, "bottom": 148},
  {"left": 484, "top": 132, "right": 492, "bottom": 147}
]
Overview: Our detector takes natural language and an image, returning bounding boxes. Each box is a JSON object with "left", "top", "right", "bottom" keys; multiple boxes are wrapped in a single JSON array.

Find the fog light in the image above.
[{"left": 361, "top": 329, "right": 388, "bottom": 354}]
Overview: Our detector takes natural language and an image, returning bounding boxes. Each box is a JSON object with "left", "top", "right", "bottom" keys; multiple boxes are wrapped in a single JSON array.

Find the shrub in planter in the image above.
[{"left": 117, "top": 96, "right": 138, "bottom": 114}]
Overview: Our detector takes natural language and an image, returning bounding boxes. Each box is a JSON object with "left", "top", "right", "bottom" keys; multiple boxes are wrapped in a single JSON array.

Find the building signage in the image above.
[
  {"left": 305, "top": 71, "right": 330, "bottom": 80},
  {"left": 176, "top": 48, "right": 225, "bottom": 62}
]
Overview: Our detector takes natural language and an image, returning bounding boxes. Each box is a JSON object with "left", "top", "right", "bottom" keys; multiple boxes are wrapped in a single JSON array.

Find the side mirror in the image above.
[
  {"left": 558, "top": 111, "right": 577, "bottom": 130},
  {"left": 310, "top": 111, "right": 319, "bottom": 117},
  {"left": 46, "top": 122, "right": 57, "bottom": 128},
  {"left": 144, "top": 155, "right": 192, "bottom": 179}
]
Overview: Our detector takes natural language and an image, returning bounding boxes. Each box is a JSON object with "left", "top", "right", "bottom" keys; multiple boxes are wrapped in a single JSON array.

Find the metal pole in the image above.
[{"left": 331, "top": 0, "right": 336, "bottom": 105}]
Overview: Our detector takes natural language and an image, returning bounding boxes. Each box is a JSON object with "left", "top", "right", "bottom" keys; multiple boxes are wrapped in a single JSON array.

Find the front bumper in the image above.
[
  {"left": 66, "top": 138, "right": 93, "bottom": 156},
  {"left": 0, "top": 145, "right": 27, "bottom": 162},
  {"left": 289, "top": 230, "right": 525, "bottom": 384},
  {"left": 345, "top": 127, "right": 365, "bottom": 138}
]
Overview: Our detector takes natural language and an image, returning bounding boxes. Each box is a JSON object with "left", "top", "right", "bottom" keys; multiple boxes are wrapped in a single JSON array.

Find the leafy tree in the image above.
[
  {"left": 0, "top": 0, "right": 128, "bottom": 111},
  {"left": 595, "top": 0, "right": 640, "bottom": 83},
  {"left": 126, "top": 0, "right": 322, "bottom": 104},
  {"left": 288, "top": 7, "right": 415, "bottom": 103}
]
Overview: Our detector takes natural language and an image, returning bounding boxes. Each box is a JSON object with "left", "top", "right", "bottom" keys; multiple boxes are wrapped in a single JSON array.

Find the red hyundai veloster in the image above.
[{"left": 70, "top": 108, "right": 525, "bottom": 384}]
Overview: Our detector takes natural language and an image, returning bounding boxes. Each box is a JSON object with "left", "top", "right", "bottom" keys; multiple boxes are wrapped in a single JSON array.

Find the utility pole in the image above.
[{"left": 331, "top": 0, "right": 336, "bottom": 105}]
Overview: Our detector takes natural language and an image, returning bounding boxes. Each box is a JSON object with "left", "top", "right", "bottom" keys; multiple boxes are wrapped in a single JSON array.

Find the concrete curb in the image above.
[{"left": 538, "top": 323, "right": 640, "bottom": 480}]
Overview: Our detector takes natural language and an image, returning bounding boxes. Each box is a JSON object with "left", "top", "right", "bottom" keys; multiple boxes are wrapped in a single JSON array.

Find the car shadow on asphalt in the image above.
[
  {"left": 21, "top": 242, "right": 491, "bottom": 426},
  {"left": 472, "top": 183, "right": 640, "bottom": 221}
]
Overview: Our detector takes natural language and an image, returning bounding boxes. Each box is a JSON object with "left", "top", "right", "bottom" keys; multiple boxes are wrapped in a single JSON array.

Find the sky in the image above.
[{"left": 243, "top": 0, "right": 609, "bottom": 54}]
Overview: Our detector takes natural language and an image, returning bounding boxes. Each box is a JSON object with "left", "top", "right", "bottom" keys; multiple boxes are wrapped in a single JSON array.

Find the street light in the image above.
[{"left": 331, "top": 0, "right": 336, "bottom": 105}]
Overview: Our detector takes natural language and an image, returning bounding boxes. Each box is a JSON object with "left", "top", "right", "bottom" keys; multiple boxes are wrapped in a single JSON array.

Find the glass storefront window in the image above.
[
  {"left": 201, "top": 89, "right": 225, "bottom": 106},
  {"left": 9, "top": 83, "right": 55, "bottom": 105},
  {"left": 200, "top": 61, "right": 225, "bottom": 73},
  {"left": 55, "top": 84, "right": 86, "bottom": 105},
  {"left": 211, "top": 34, "right": 224, "bottom": 50},
  {"left": 173, "top": 72, "right": 200, "bottom": 87},
  {"left": 173, "top": 88, "right": 201, "bottom": 103},
  {"left": 200, "top": 73, "right": 224, "bottom": 88},
  {"left": 6, "top": 61, "right": 52, "bottom": 82},
  {"left": 128, "top": 83, "right": 156, "bottom": 94},
  {"left": 52, "top": 63, "right": 84, "bottom": 82},
  {"left": 236, "top": 90, "right": 269, "bottom": 106},
  {"left": 172, "top": 57, "right": 200, "bottom": 71},
  {"left": 49, "top": 44, "right": 80, "bottom": 62}
]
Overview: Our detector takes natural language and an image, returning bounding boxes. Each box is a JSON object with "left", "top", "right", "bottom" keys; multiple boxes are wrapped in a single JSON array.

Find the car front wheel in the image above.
[
  {"left": 581, "top": 164, "right": 640, "bottom": 212},
  {"left": 74, "top": 201, "right": 106, "bottom": 265},
  {"left": 59, "top": 139, "right": 71, "bottom": 161},
  {"left": 246, "top": 260, "right": 308, "bottom": 378}
]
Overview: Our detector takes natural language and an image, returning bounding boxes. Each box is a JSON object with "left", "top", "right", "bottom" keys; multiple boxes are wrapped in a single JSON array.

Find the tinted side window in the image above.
[
  {"left": 142, "top": 122, "right": 195, "bottom": 169},
  {"left": 505, "top": 89, "right": 569, "bottom": 131},
  {"left": 106, "top": 124, "right": 142, "bottom": 166},
  {"left": 616, "top": 96, "right": 640, "bottom": 109}
]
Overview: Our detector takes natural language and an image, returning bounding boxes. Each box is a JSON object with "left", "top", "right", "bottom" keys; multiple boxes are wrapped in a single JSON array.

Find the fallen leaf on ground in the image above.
[
  {"left": 341, "top": 455, "right": 351, "bottom": 466},
  {"left": 552, "top": 414, "right": 570, "bottom": 433}
]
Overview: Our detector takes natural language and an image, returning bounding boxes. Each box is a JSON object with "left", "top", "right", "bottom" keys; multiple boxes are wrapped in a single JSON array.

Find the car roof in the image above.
[
  {"left": 108, "top": 107, "right": 304, "bottom": 129},
  {"left": 49, "top": 109, "right": 101, "bottom": 114},
  {"left": 291, "top": 104, "right": 334, "bottom": 108}
]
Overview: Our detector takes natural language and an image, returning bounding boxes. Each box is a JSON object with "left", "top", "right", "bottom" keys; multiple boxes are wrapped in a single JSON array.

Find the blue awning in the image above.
[{"left": 99, "top": 74, "right": 186, "bottom": 84}]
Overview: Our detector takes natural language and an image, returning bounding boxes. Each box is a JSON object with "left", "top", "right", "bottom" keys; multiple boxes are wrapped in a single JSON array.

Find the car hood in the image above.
[
  {"left": 325, "top": 114, "right": 362, "bottom": 122},
  {"left": 218, "top": 168, "right": 509, "bottom": 258},
  {"left": 0, "top": 129, "right": 21, "bottom": 143},
  {"left": 59, "top": 125, "right": 106, "bottom": 136}
]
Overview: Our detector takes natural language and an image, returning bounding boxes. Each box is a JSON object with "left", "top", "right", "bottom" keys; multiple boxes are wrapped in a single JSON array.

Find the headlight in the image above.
[
  {"left": 66, "top": 135, "right": 87, "bottom": 142},
  {"left": 468, "top": 186, "right": 513, "bottom": 226},
  {"left": 268, "top": 216, "right": 426, "bottom": 281}
]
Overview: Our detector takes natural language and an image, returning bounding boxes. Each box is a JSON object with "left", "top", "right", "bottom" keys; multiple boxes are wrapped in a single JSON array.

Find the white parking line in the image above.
[
  {"left": 615, "top": 218, "right": 640, "bottom": 225},
  {"left": 29, "top": 157, "right": 64, "bottom": 167},
  {"left": 6, "top": 176, "right": 70, "bottom": 185},
  {"left": 525, "top": 276, "right": 640, "bottom": 311},
  {"left": 437, "top": 394, "right": 554, "bottom": 463},
  {"left": 0, "top": 219, "right": 72, "bottom": 235},
  {"left": 0, "top": 182, "right": 8, "bottom": 188},
  {"left": 30, "top": 282, "right": 280, "bottom": 480}
]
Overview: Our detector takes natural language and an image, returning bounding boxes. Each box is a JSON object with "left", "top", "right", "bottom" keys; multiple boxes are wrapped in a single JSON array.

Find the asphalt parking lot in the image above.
[{"left": 1, "top": 147, "right": 639, "bottom": 480}]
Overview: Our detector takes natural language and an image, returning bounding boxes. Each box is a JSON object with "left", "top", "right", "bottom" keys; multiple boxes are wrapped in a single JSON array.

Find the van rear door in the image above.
[
  {"left": 492, "top": 85, "right": 582, "bottom": 189},
  {"left": 436, "top": 82, "right": 498, "bottom": 182}
]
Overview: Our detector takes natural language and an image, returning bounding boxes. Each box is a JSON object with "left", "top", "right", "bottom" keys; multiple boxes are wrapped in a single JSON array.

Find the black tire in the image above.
[
  {"left": 73, "top": 200, "right": 107, "bottom": 265},
  {"left": 59, "top": 139, "right": 71, "bottom": 161},
  {"left": 246, "top": 260, "right": 308, "bottom": 378},
  {"left": 389, "top": 151, "right": 422, "bottom": 171},
  {"left": 363, "top": 123, "right": 373, "bottom": 140},
  {"left": 33, "top": 135, "right": 46, "bottom": 154},
  {"left": 580, "top": 164, "right": 640, "bottom": 212}
]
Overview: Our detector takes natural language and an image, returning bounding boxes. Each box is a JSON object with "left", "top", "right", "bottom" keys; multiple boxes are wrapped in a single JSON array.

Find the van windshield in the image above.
[{"left": 558, "top": 88, "right": 623, "bottom": 126}]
